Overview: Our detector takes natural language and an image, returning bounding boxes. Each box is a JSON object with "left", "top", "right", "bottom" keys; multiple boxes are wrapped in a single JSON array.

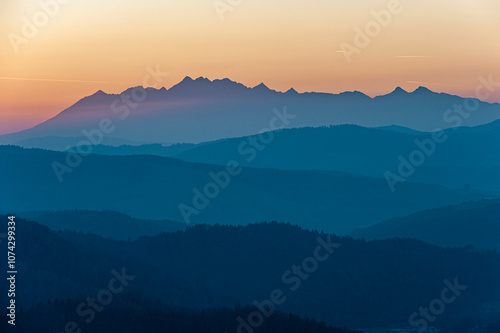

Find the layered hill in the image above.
[
  {"left": 11, "top": 209, "right": 186, "bottom": 240},
  {"left": 0, "top": 145, "right": 490, "bottom": 234},
  {"left": 3, "top": 216, "right": 499, "bottom": 329},
  {"left": 351, "top": 199, "right": 500, "bottom": 250},
  {"left": 78, "top": 122, "right": 500, "bottom": 191}
]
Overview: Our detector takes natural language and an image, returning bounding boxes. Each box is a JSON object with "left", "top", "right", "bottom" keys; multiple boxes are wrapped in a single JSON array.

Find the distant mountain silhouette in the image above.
[
  {"left": 351, "top": 199, "right": 500, "bottom": 250},
  {"left": 4, "top": 216, "right": 500, "bottom": 329},
  {"left": 1, "top": 77, "right": 499, "bottom": 145},
  {"left": 382, "top": 86, "right": 409, "bottom": 98},
  {"left": 0, "top": 145, "right": 489, "bottom": 234}
]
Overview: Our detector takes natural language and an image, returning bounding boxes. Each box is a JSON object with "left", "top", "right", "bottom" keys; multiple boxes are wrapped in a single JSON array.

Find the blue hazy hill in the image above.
[
  {"left": 167, "top": 122, "right": 500, "bottom": 191},
  {"left": 0, "top": 145, "right": 490, "bottom": 234},
  {"left": 11, "top": 209, "right": 186, "bottom": 240},
  {"left": 57, "top": 121, "right": 500, "bottom": 191},
  {"left": 351, "top": 199, "right": 500, "bottom": 250}
]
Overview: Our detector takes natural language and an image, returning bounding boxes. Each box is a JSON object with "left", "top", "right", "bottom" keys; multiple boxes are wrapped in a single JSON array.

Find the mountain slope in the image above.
[
  {"left": 351, "top": 199, "right": 500, "bottom": 250},
  {"left": 0, "top": 145, "right": 490, "bottom": 234}
]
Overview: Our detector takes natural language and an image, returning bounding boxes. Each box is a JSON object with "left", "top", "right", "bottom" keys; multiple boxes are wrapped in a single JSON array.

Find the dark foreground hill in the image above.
[
  {"left": 2, "top": 300, "right": 359, "bottom": 333},
  {"left": 0, "top": 146, "right": 490, "bottom": 234},
  {"left": 2, "top": 216, "right": 499, "bottom": 329},
  {"left": 351, "top": 199, "right": 500, "bottom": 250}
]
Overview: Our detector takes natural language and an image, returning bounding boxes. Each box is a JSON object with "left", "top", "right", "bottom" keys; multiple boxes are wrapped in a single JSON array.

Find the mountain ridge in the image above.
[
  {"left": 66, "top": 77, "right": 495, "bottom": 101},
  {"left": 1, "top": 77, "right": 500, "bottom": 145}
]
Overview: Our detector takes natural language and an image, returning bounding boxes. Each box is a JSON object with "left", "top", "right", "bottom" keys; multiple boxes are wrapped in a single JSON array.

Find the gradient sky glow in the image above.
[{"left": 1, "top": 0, "right": 499, "bottom": 134}]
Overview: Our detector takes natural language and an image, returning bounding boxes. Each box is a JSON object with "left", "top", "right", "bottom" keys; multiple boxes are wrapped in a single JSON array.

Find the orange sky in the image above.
[{"left": 1, "top": 0, "right": 499, "bottom": 135}]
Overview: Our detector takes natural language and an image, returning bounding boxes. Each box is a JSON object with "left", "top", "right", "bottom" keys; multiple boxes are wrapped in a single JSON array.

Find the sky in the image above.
[{"left": 0, "top": 0, "right": 499, "bottom": 135}]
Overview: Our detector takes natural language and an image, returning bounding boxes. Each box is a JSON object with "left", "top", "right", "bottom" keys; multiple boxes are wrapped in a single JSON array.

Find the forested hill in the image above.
[
  {"left": 3, "top": 299, "right": 360, "bottom": 333},
  {"left": 2, "top": 216, "right": 499, "bottom": 329}
]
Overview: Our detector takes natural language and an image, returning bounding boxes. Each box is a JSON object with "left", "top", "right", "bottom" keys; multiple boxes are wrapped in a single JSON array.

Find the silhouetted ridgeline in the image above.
[
  {"left": 2, "top": 216, "right": 499, "bottom": 329},
  {"left": 1, "top": 77, "right": 499, "bottom": 145}
]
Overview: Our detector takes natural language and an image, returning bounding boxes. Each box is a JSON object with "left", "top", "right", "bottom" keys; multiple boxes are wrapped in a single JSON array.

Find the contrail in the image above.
[
  {"left": 0, "top": 77, "right": 123, "bottom": 84},
  {"left": 396, "top": 55, "right": 434, "bottom": 58},
  {"left": 407, "top": 81, "right": 461, "bottom": 87}
]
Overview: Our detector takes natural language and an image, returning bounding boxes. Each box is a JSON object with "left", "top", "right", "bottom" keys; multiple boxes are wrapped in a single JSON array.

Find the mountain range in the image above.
[
  {"left": 3, "top": 76, "right": 500, "bottom": 332},
  {"left": 1, "top": 77, "right": 500, "bottom": 146}
]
